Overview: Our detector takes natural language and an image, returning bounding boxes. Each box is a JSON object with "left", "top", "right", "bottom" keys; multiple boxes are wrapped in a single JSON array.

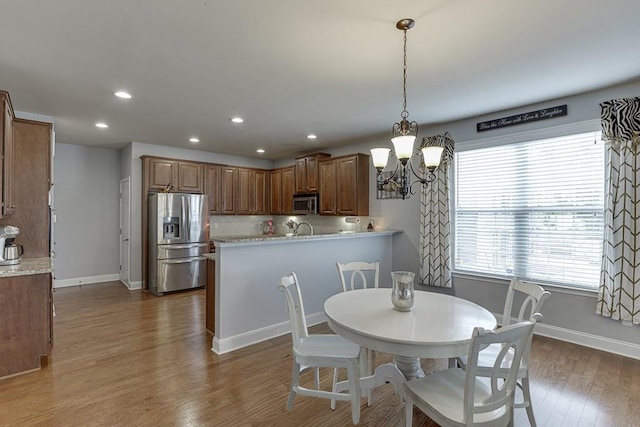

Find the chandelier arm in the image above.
[{"left": 375, "top": 162, "right": 401, "bottom": 183}]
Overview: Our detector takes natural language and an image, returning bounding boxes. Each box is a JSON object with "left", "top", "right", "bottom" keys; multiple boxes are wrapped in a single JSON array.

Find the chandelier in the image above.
[{"left": 370, "top": 18, "right": 443, "bottom": 200}]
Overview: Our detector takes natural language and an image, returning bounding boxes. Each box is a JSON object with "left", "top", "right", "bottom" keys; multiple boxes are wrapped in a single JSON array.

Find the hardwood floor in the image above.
[{"left": 1, "top": 282, "right": 638, "bottom": 426}]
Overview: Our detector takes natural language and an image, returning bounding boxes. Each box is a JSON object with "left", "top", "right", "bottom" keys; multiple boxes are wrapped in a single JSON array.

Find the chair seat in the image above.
[
  {"left": 459, "top": 344, "right": 527, "bottom": 377},
  {"left": 405, "top": 368, "right": 508, "bottom": 426},
  {"left": 295, "top": 334, "right": 361, "bottom": 359}
]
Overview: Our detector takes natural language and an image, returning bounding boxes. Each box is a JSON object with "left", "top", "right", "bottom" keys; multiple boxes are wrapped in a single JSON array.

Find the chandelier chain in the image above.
[{"left": 401, "top": 28, "right": 409, "bottom": 119}]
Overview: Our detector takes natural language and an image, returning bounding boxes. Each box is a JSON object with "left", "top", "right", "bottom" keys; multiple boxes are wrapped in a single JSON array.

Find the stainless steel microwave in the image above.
[{"left": 292, "top": 193, "right": 318, "bottom": 214}]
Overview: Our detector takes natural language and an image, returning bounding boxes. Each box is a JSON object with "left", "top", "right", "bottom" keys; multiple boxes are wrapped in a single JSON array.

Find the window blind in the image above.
[{"left": 453, "top": 131, "right": 604, "bottom": 290}]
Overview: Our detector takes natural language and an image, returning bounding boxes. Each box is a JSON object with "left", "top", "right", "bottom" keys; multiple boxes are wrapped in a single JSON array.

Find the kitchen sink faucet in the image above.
[{"left": 294, "top": 221, "right": 313, "bottom": 236}]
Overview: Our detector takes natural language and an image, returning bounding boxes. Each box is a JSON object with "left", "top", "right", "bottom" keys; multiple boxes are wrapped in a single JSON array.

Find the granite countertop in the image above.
[
  {"left": 210, "top": 230, "right": 398, "bottom": 244},
  {"left": 0, "top": 257, "right": 52, "bottom": 278}
]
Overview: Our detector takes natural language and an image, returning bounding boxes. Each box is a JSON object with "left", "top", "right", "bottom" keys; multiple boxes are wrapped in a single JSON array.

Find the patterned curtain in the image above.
[
  {"left": 419, "top": 132, "right": 455, "bottom": 287},
  {"left": 597, "top": 97, "right": 640, "bottom": 325}
]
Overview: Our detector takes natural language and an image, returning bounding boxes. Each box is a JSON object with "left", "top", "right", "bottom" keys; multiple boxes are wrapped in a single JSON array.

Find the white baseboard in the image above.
[
  {"left": 496, "top": 314, "right": 640, "bottom": 360},
  {"left": 53, "top": 274, "right": 120, "bottom": 289},
  {"left": 126, "top": 280, "right": 142, "bottom": 290},
  {"left": 212, "top": 312, "right": 327, "bottom": 355}
]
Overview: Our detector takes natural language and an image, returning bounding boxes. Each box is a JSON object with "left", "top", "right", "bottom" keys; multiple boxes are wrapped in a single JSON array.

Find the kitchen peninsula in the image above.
[{"left": 207, "top": 230, "right": 396, "bottom": 354}]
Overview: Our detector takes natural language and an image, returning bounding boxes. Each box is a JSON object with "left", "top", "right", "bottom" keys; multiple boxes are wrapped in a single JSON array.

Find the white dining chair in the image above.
[
  {"left": 277, "top": 272, "right": 363, "bottom": 425},
  {"left": 456, "top": 278, "right": 550, "bottom": 427},
  {"left": 334, "top": 261, "right": 379, "bottom": 407},
  {"left": 404, "top": 319, "right": 538, "bottom": 427},
  {"left": 336, "top": 261, "right": 380, "bottom": 292}
]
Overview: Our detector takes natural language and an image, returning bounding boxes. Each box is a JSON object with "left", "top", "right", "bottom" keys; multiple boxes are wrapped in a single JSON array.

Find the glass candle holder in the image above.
[{"left": 391, "top": 271, "right": 415, "bottom": 312}]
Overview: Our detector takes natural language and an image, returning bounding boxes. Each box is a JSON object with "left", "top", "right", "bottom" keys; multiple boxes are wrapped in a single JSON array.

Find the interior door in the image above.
[{"left": 119, "top": 178, "right": 130, "bottom": 287}]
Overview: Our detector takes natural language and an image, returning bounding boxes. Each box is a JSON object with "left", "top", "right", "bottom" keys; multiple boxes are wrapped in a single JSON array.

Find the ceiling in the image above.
[{"left": 1, "top": 1, "right": 639, "bottom": 160}]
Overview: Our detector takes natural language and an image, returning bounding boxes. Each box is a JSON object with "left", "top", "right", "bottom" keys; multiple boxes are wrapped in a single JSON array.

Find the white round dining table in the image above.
[{"left": 324, "top": 288, "right": 497, "bottom": 380}]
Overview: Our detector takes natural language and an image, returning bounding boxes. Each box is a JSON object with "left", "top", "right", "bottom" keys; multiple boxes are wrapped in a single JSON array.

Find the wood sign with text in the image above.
[{"left": 477, "top": 104, "right": 567, "bottom": 132}]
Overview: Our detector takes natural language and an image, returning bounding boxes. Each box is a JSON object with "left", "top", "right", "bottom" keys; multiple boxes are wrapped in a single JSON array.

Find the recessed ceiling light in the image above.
[
  {"left": 307, "top": 134, "right": 317, "bottom": 140},
  {"left": 229, "top": 117, "right": 244, "bottom": 124},
  {"left": 189, "top": 137, "right": 200, "bottom": 143},
  {"left": 256, "top": 148, "right": 265, "bottom": 154},
  {"left": 114, "top": 91, "right": 132, "bottom": 99},
  {"left": 95, "top": 122, "right": 109, "bottom": 128}
]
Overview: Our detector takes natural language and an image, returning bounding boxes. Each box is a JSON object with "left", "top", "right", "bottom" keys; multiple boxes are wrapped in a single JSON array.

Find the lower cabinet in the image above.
[{"left": 0, "top": 273, "right": 53, "bottom": 378}]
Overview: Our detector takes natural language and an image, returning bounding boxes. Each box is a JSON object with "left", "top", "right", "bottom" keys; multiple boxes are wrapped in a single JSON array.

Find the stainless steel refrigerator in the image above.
[{"left": 148, "top": 193, "right": 209, "bottom": 296}]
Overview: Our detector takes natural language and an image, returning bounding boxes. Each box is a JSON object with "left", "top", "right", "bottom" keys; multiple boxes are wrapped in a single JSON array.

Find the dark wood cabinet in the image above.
[
  {"left": 269, "top": 166, "right": 295, "bottom": 214},
  {"left": 145, "top": 157, "right": 203, "bottom": 193},
  {"left": 237, "top": 168, "right": 268, "bottom": 215},
  {"left": 146, "top": 157, "right": 177, "bottom": 191},
  {"left": 177, "top": 161, "right": 203, "bottom": 193},
  {"left": 0, "top": 91, "right": 15, "bottom": 217},
  {"left": 0, "top": 273, "right": 53, "bottom": 378},
  {"left": 221, "top": 167, "right": 238, "bottom": 214},
  {"left": 318, "top": 153, "right": 369, "bottom": 216},
  {"left": 1, "top": 119, "right": 52, "bottom": 258},
  {"left": 295, "top": 153, "right": 330, "bottom": 194},
  {"left": 204, "top": 165, "right": 221, "bottom": 214},
  {"left": 318, "top": 160, "right": 337, "bottom": 214}
]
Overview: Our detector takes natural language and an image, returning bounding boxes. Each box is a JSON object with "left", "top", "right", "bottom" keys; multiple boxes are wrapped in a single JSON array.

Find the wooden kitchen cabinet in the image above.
[
  {"left": 143, "top": 157, "right": 203, "bottom": 193},
  {"left": 0, "top": 90, "right": 15, "bottom": 217},
  {"left": 318, "top": 153, "right": 369, "bottom": 216},
  {"left": 0, "top": 273, "right": 53, "bottom": 379},
  {"left": 204, "top": 165, "right": 221, "bottom": 214},
  {"left": 295, "top": 153, "right": 330, "bottom": 194},
  {"left": 318, "top": 160, "right": 337, "bottom": 214},
  {"left": 237, "top": 168, "right": 268, "bottom": 215},
  {"left": 1, "top": 119, "right": 52, "bottom": 258},
  {"left": 146, "top": 157, "right": 177, "bottom": 191},
  {"left": 177, "top": 161, "right": 203, "bottom": 193},
  {"left": 220, "top": 166, "right": 238, "bottom": 214},
  {"left": 269, "top": 166, "right": 295, "bottom": 214}
]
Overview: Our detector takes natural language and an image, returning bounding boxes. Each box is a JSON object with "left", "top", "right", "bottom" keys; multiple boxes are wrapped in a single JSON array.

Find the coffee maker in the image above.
[{"left": 0, "top": 225, "right": 23, "bottom": 265}]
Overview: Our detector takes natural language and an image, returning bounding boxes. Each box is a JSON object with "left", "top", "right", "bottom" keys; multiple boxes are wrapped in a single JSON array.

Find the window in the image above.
[{"left": 453, "top": 131, "right": 604, "bottom": 290}]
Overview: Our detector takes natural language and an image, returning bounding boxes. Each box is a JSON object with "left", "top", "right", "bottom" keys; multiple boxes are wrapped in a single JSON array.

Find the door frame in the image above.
[{"left": 119, "top": 177, "right": 131, "bottom": 288}]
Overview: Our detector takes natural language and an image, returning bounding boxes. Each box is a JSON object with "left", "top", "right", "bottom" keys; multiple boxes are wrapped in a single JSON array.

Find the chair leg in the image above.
[
  {"left": 331, "top": 367, "right": 339, "bottom": 410},
  {"left": 404, "top": 396, "right": 413, "bottom": 427},
  {"left": 287, "top": 361, "right": 301, "bottom": 411},
  {"left": 367, "top": 349, "right": 373, "bottom": 406},
  {"left": 313, "top": 367, "right": 320, "bottom": 389},
  {"left": 347, "top": 360, "right": 361, "bottom": 424},
  {"left": 521, "top": 374, "right": 537, "bottom": 427}
]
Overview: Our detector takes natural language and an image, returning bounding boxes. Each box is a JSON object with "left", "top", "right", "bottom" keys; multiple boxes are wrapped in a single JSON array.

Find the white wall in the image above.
[{"left": 53, "top": 143, "right": 120, "bottom": 285}]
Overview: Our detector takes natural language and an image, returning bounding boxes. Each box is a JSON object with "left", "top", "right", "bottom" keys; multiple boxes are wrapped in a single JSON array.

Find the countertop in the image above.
[
  {"left": 210, "top": 230, "right": 398, "bottom": 245},
  {"left": 0, "top": 257, "right": 52, "bottom": 278}
]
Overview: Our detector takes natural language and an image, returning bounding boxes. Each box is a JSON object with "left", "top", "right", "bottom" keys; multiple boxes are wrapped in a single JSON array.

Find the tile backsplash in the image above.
[{"left": 209, "top": 214, "right": 385, "bottom": 238}]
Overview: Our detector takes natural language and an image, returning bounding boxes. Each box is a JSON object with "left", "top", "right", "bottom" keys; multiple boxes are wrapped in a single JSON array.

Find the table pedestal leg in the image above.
[{"left": 393, "top": 355, "right": 424, "bottom": 380}]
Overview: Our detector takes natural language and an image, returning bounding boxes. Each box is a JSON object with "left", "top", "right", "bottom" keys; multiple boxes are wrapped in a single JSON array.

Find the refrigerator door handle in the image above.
[
  {"left": 183, "top": 196, "right": 191, "bottom": 241},
  {"left": 160, "top": 256, "right": 208, "bottom": 264},
  {"left": 160, "top": 243, "right": 208, "bottom": 250}
]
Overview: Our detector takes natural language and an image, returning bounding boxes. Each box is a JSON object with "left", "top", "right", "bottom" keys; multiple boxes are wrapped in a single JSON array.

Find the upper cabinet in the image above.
[
  {"left": 0, "top": 91, "right": 15, "bottom": 217},
  {"left": 143, "top": 156, "right": 203, "bottom": 193},
  {"left": 270, "top": 166, "right": 295, "bottom": 214},
  {"left": 177, "top": 161, "right": 203, "bottom": 193},
  {"left": 204, "top": 165, "right": 221, "bottom": 214},
  {"left": 318, "top": 153, "right": 369, "bottom": 216},
  {"left": 295, "top": 153, "right": 330, "bottom": 194},
  {"left": 237, "top": 168, "right": 268, "bottom": 215},
  {"left": 9, "top": 119, "right": 52, "bottom": 258},
  {"left": 220, "top": 166, "right": 238, "bottom": 215}
]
